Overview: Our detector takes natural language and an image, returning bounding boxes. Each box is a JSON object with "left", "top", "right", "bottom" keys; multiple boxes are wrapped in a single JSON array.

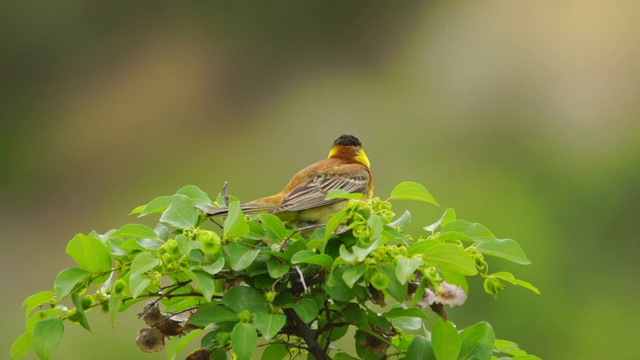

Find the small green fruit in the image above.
[{"left": 370, "top": 271, "right": 389, "bottom": 291}]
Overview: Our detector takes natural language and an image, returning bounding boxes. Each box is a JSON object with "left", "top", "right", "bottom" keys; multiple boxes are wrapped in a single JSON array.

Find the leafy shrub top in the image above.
[{"left": 12, "top": 182, "right": 539, "bottom": 360}]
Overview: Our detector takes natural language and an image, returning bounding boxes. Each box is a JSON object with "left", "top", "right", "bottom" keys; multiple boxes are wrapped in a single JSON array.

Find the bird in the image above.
[{"left": 205, "top": 134, "right": 373, "bottom": 226}]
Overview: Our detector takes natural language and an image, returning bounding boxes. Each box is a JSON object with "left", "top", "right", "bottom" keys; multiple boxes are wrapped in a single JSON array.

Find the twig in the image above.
[
  {"left": 209, "top": 218, "right": 224, "bottom": 229},
  {"left": 281, "top": 223, "right": 326, "bottom": 250},
  {"left": 294, "top": 266, "right": 308, "bottom": 293},
  {"left": 223, "top": 181, "right": 230, "bottom": 207},
  {"left": 137, "top": 281, "right": 191, "bottom": 318}
]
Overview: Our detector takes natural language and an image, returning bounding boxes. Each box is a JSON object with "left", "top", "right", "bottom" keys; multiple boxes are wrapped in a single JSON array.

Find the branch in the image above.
[{"left": 284, "top": 308, "right": 329, "bottom": 360}]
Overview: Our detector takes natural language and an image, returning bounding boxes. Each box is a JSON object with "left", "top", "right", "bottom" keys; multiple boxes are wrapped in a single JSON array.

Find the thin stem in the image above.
[
  {"left": 281, "top": 223, "right": 326, "bottom": 250},
  {"left": 223, "top": 181, "right": 230, "bottom": 207},
  {"left": 294, "top": 266, "right": 308, "bottom": 293},
  {"left": 138, "top": 281, "right": 192, "bottom": 318}
]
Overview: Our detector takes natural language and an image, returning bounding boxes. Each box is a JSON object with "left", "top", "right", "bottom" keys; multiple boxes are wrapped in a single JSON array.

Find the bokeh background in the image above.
[{"left": 2, "top": 2, "right": 639, "bottom": 359}]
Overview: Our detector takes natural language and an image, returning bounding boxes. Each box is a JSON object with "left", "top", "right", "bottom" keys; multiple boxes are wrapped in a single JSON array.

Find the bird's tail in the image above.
[{"left": 205, "top": 202, "right": 274, "bottom": 217}]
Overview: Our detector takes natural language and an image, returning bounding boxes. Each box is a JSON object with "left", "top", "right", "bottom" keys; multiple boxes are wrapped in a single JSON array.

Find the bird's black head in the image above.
[{"left": 333, "top": 134, "right": 362, "bottom": 147}]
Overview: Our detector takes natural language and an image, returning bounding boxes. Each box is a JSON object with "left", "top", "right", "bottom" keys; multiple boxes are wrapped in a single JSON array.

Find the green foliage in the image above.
[{"left": 13, "top": 182, "right": 539, "bottom": 360}]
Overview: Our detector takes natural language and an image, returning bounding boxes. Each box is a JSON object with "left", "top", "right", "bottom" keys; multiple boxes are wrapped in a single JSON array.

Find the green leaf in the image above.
[
  {"left": 384, "top": 307, "right": 427, "bottom": 331},
  {"left": 325, "top": 189, "right": 363, "bottom": 200},
  {"left": 513, "top": 279, "right": 539, "bottom": 294},
  {"left": 246, "top": 220, "right": 266, "bottom": 240},
  {"left": 395, "top": 257, "right": 422, "bottom": 285},
  {"left": 286, "top": 298, "right": 321, "bottom": 324},
  {"left": 441, "top": 220, "right": 495, "bottom": 241},
  {"left": 324, "top": 268, "right": 359, "bottom": 302},
  {"left": 384, "top": 226, "right": 410, "bottom": 246},
  {"left": 22, "top": 291, "right": 55, "bottom": 317},
  {"left": 262, "top": 343, "right": 289, "bottom": 360},
  {"left": 26, "top": 309, "right": 64, "bottom": 332},
  {"left": 176, "top": 234, "right": 199, "bottom": 256},
  {"left": 494, "top": 339, "right": 527, "bottom": 356},
  {"left": 184, "top": 269, "right": 215, "bottom": 302},
  {"left": 342, "top": 264, "right": 367, "bottom": 288},
  {"left": 71, "top": 293, "right": 91, "bottom": 332},
  {"left": 111, "top": 224, "right": 158, "bottom": 239},
  {"left": 512, "top": 356, "right": 542, "bottom": 360},
  {"left": 32, "top": 318, "right": 64, "bottom": 360},
  {"left": 380, "top": 265, "right": 408, "bottom": 302},
  {"left": 211, "top": 348, "right": 228, "bottom": 360},
  {"left": 409, "top": 279, "right": 427, "bottom": 307},
  {"left": 129, "top": 204, "right": 145, "bottom": 215},
  {"left": 343, "top": 305, "right": 370, "bottom": 332},
  {"left": 224, "top": 201, "right": 250, "bottom": 239},
  {"left": 388, "top": 210, "right": 411, "bottom": 232},
  {"left": 222, "top": 286, "right": 270, "bottom": 314},
  {"left": 475, "top": 239, "right": 531, "bottom": 265},
  {"left": 405, "top": 335, "right": 436, "bottom": 360},
  {"left": 229, "top": 242, "right": 261, "bottom": 271},
  {"left": 324, "top": 208, "right": 349, "bottom": 241},
  {"left": 458, "top": 322, "right": 495, "bottom": 360},
  {"left": 492, "top": 272, "right": 540, "bottom": 294},
  {"left": 424, "top": 208, "right": 456, "bottom": 232},
  {"left": 282, "top": 238, "right": 307, "bottom": 262},
  {"left": 231, "top": 323, "right": 257, "bottom": 360},
  {"left": 129, "top": 274, "right": 150, "bottom": 299},
  {"left": 189, "top": 305, "right": 239, "bottom": 326},
  {"left": 352, "top": 237, "right": 381, "bottom": 262},
  {"left": 392, "top": 334, "right": 415, "bottom": 352},
  {"left": 138, "top": 196, "right": 171, "bottom": 217},
  {"left": 437, "top": 231, "right": 473, "bottom": 242},
  {"left": 130, "top": 252, "right": 160, "bottom": 275},
  {"left": 167, "top": 329, "right": 204, "bottom": 360},
  {"left": 108, "top": 291, "right": 122, "bottom": 326},
  {"left": 382, "top": 307, "right": 428, "bottom": 320},
  {"left": 11, "top": 331, "right": 32, "bottom": 360},
  {"left": 391, "top": 314, "right": 423, "bottom": 331},
  {"left": 176, "top": 185, "right": 212, "bottom": 206},
  {"left": 267, "top": 258, "right": 289, "bottom": 279},
  {"left": 54, "top": 268, "right": 90, "bottom": 300},
  {"left": 431, "top": 318, "right": 461, "bottom": 360},
  {"left": 199, "top": 256, "right": 225, "bottom": 275},
  {"left": 65, "top": 234, "right": 112, "bottom": 274},
  {"left": 291, "top": 251, "right": 333, "bottom": 268},
  {"left": 160, "top": 194, "right": 198, "bottom": 229},
  {"left": 390, "top": 182, "right": 439, "bottom": 205},
  {"left": 259, "top": 213, "right": 288, "bottom": 243},
  {"left": 368, "top": 214, "right": 384, "bottom": 240},
  {"left": 407, "top": 239, "right": 441, "bottom": 258},
  {"left": 339, "top": 245, "right": 357, "bottom": 263},
  {"left": 423, "top": 244, "right": 477, "bottom": 276},
  {"left": 124, "top": 238, "right": 163, "bottom": 251},
  {"left": 253, "top": 312, "right": 286, "bottom": 340}
]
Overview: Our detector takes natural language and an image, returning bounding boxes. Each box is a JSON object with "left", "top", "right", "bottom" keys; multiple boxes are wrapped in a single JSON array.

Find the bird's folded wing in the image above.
[{"left": 273, "top": 167, "right": 369, "bottom": 213}]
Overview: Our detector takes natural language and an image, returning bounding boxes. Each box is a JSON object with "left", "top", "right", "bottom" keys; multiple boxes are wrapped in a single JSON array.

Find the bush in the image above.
[{"left": 12, "top": 182, "right": 539, "bottom": 360}]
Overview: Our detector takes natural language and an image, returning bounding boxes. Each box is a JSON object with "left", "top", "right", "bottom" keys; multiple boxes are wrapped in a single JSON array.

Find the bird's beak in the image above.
[{"left": 355, "top": 148, "right": 371, "bottom": 168}]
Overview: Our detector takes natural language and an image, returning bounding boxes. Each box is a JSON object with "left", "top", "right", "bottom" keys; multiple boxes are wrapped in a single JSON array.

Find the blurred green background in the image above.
[{"left": 2, "top": 2, "right": 639, "bottom": 359}]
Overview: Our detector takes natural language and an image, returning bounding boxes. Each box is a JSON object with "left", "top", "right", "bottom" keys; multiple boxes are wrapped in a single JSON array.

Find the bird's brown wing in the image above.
[{"left": 272, "top": 166, "right": 369, "bottom": 213}]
